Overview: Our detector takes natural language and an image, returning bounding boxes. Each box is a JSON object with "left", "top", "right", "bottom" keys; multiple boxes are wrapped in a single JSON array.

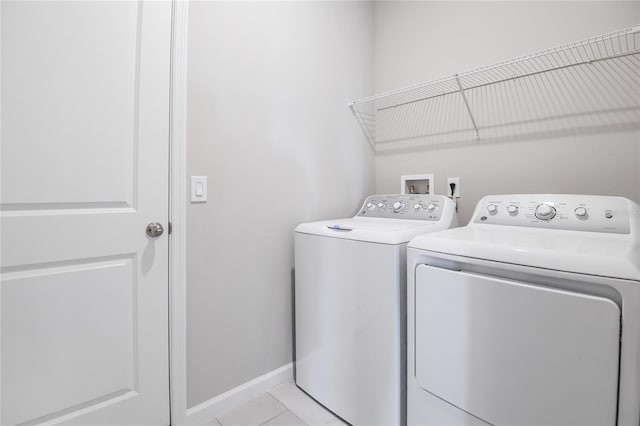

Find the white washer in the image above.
[
  {"left": 295, "top": 194, "right": 458, "bottom": 426},
  {"left": 407, "top": 194, "right": 640, "bottom": 426}
]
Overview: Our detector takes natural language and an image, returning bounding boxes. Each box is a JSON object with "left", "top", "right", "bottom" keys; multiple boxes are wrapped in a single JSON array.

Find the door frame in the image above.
[{"left": 169, "top": 0, "right": 189, "bottom": 425}]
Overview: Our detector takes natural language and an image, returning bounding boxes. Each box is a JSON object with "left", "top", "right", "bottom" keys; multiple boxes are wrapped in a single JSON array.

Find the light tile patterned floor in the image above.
[{"left": 207, "top": 381, "right": 348, "bottom": 426}]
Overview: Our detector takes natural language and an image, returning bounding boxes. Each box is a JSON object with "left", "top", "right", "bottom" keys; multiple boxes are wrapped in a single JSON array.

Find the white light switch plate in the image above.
[{"left": 191, "top": 176, "right": 207, "bottom": 203}]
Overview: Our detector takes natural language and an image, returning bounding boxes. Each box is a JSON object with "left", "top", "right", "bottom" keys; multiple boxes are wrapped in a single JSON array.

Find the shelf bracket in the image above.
[
  {"left": 349, "top": 102, "right": 376, "bottom": 152},
  {"left": 454, "top": 74, "right": 480, "bottom": 140}
]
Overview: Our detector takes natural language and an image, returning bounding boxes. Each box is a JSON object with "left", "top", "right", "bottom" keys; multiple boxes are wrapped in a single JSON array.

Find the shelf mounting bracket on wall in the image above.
[{"left": 454, "top": 74, "right": 480, "bottom": 140}]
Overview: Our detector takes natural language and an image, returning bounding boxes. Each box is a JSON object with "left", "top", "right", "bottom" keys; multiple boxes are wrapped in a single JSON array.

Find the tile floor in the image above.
[{"left": 205, "top": 381, "right": 348, "bottom": 426}]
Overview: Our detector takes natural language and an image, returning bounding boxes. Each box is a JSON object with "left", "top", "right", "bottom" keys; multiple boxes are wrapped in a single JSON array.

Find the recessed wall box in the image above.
[{"left": 401, "top": 174, "right": 434, "bottom": 195}]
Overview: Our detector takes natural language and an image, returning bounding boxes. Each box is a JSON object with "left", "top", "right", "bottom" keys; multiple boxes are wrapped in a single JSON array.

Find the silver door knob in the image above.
[{"left": 146, "top": 222, "right": 164, "bottom": 237}]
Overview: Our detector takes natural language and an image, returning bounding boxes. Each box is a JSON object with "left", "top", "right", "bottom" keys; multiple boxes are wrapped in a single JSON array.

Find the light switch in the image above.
[{"left": 191, "top": 176, "right": 207, "bottom": 203}]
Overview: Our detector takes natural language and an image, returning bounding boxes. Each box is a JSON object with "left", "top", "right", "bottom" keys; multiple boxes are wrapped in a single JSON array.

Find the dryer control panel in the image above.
[
  {"left": 472, "top": 194, "right": 637, "bottom": 234},
  {"left": 357, "top": 194, "right": 453, "bottom": 221}
]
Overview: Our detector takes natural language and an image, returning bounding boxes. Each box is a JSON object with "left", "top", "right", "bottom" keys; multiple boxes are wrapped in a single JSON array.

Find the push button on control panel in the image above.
[{"left": 574, "top": 207, "right": 588, "bottom": 220}]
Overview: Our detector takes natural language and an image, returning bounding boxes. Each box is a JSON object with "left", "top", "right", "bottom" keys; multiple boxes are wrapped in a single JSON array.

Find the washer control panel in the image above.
[
  {"left": 358, "top": 194, "right": 449, "bottom": 221},
  {"left": 473, "top": 194, "right": 633, "bottom": 234}
]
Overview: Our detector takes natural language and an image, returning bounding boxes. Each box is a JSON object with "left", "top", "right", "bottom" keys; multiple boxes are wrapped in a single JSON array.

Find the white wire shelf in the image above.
[{"left": 349, "top": 25, "right": 640, "bottom": 153}]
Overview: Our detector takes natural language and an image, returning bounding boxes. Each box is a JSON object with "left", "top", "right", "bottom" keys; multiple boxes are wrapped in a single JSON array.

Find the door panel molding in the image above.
[{"left": 1, "top": 1, "right": 144, "bottom": 209}]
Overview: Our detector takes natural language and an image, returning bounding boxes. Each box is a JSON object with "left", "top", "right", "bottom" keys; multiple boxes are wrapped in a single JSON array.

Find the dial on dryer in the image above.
[{"left": 535, "top": 203, "right": 556, "bottom": 220}]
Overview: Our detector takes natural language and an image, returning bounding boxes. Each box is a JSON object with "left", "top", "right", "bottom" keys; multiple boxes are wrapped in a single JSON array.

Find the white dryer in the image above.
[
  {"left": 295, "top": 194, "right": 458, "bottom": 426},
  {"left": 407, "top": 194, "right": 640, "bottom": 426}
]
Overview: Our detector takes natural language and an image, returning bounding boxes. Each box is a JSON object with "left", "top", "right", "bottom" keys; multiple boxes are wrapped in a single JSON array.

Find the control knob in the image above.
[
  {"left": 487, "top": 204, "right": 498, "bottom": 215},
  {"left": 535, "top": 203, "right": 556, "bottom": 220},
  {"left": 507, "top": 205, "right": 519, "bottom": 216},
  {"left": 392, "top": 201, "right": 405, "bottom": 213},
  {"left": 414, "top": 203, "right": 424, "bottom": 211},
  {"left": 574, "top": 207, "right": 588, "bottom": 220},
  {"left": 377, "top": 203, "right": 386, "bottom": 209},
  {"left": 366, "top": 202, "right": 375, "bottom": 210},
  {"left": 426, "top": 203, "right": 437, "bottom": 213}
]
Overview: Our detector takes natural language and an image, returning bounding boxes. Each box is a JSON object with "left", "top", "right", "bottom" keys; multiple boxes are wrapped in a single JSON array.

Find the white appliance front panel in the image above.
[
  {"left": 295, "top": 233, "right": 403, "bottom": 426},
  {"left": 414, "top": 265, "right": 620, "bottom": 426}
]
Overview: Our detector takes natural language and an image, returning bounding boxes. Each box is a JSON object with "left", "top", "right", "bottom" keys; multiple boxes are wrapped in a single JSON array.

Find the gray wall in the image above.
[
  {"left": 186, "top": 0, "right": 639, "bottom": 408},
  {"left": 186, "top": 1, "right": 375, "bottom": 408},
  {"left": 373, "top": 1, "right": 640, "bottom": 224}
]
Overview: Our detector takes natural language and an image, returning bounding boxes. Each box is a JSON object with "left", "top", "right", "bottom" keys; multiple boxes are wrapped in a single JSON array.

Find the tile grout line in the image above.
[
  {"left": 258, "top": 409, "right": 292, "bottom": 426},
  {"left": 215, "top": 392, "right": 288, "bottom": 426},
  {"left": 258, "top": 393, "right": 290, "bottom": 426},
  {"left": 267, "top": 389, "right": 309, "bottom": 425},
  {"left": 268, "top": 385, "right": 336, "bottom": 426}
]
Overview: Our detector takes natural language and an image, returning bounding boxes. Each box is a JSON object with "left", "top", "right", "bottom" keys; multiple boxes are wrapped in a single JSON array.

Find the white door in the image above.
[{"left": 1, "top": 1, "right": 171, "bottom": 425}]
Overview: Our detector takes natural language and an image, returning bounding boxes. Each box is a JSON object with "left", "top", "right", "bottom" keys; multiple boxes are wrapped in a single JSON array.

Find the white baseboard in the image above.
[{"left": 184, "top": 363, "right": 294, "bottom": 426}]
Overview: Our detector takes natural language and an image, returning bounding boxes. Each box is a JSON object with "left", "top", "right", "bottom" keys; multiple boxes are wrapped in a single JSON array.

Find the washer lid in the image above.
[
  {"left": 409, "top": 225, "right": 640, "bottom": 280},
  {"left": 295, "top": 217, "right": 453, "bottom": 245}
]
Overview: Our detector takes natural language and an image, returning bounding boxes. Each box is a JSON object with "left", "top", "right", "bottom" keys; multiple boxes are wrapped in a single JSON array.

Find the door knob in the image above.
[{"left": 146, "top": 222, "right": 164, "bottom": 237}]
